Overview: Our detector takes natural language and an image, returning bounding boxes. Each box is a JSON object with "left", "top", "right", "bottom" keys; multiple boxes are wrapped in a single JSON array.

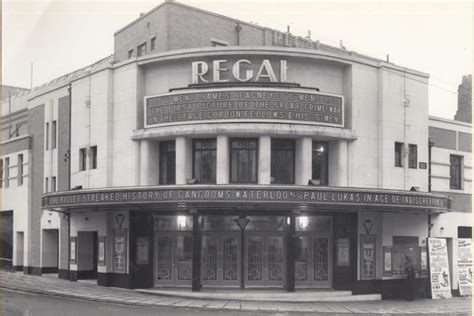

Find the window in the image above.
[
  {"left": 312, "top": 142, "right": 329, "bottom": 185},
  {"left": 150, "top": 37, "right": 156, "bottom": 51},
  {"left": 193, "top": 139, "right": 216, "bottom": 183},
  {"left": 51, "top": 176, "right": 56, "bottom": 192},
  {"left": 408, "top": 144, "right": 417, "bottom": 169},
  {"left": 271, "top": 139, "right": 295, "bottom": 184},
  {"left": 17, "top": 154, "right": 23, "bottom": 186},
  {"left": 14, "top": 123, "right": 21, "bottom": 137},
  {"left": 392, "top": 236, "right": 419, "bottom": 275},
  {"left": 137, "top": 43, "right": 146, "bottom": 57},
  {"left": 159, "top": 141, "right": 175, "bottom": 184},
  {"left": 45, "top": 122, "right": 49, "bottom": 150},
  {"left": 44, "top": 177, "right": 49, "bottom": 193},
  {"left": 4, "top": 158, "right": 9, "bottom": 188},
  {"left": 79, "top": 148, "right": 87, "bottom": 171},
  {"left": 394, "top": 142, "right": 403, "bottom": 167},
  {"left": 450, "top": 155, "right": 462, "bottom": 190},
  {"left": 230, "top": 139, "right": 257, "bottom": 183},
  {"left": 0, "top": 159, "right": 3, "bottom": 188},
  {"left": 128, "top": 49, "right": 133, "bottom": 59},
  {"left": 90, "top": 146, "right": 97, "bottom": 170},
  {"left": 51, "top": 121, "right": 57, "bottom": 149}
]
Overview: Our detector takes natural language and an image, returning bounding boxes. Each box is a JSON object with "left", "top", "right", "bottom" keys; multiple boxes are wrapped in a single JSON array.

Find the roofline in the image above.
[
  {"left": 429, "top": 115, "right": 472, "bottom": 128},
  {"left": 114, "top": 0, "right": 267, "bottom": 36}
]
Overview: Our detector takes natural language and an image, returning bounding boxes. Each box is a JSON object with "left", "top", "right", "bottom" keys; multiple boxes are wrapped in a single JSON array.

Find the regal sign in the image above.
[
  {"left": 145, "top": 88, "right": 344, "bottom": 128},
  {"left": 191, "top": 59, "right": 287, "bottom": 84},
  {"left": 42, "top": 185, "right": 449, "bottom": 212}
]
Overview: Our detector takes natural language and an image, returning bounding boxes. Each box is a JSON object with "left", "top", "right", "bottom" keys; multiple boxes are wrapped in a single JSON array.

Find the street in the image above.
[{"left": 1, "top": 289, "right": 281, "bottom": 316}]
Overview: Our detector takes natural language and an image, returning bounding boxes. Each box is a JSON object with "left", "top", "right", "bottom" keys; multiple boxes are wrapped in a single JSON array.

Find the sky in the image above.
[{"left": 2, "top": 0, "right": 472, "bottom": 119}]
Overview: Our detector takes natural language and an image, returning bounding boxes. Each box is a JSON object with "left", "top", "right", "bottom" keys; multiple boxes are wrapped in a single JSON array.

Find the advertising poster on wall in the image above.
[
  {"left": 136, "top": 237, "right": 150, "bottom": 265},
  {"left": 70, "top": 237, "right": 77, "bottom": 264},
  {"left": 98, "top": 236, "right": 106, "bottom": 266},
  {"left": 383, "top": 247, "right": 392, "bottom": 276},
  {"left": 457, "top": 238, "right": 472, "bottom": 296},
  {"left": 428, "top": 238, "right": 452, "bottom": 299},
  {"left": 113, "top": 229, "right": 127, "bottom": 273}
]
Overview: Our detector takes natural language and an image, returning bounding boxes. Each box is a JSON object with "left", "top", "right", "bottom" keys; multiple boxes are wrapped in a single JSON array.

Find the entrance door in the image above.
[
  {"left": 201, "top": 232, "right": 240, "bottom": 286},
  {"left": 295, "top": 216, "right": 332, "bottom": 288},
  {"left": 245, "top": 233, "right": 285, "bottom": 287},
  {"left": 154, "top": 233, "right": 192, "bottom": 286}
]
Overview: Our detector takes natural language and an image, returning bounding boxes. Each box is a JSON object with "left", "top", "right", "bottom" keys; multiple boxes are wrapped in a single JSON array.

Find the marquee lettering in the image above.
[{"left": 192, "top": 59, "right": 288, "bottom": 84}]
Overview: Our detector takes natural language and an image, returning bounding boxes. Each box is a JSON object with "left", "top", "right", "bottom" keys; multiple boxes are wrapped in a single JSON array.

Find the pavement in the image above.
[{"left": 0, "top": 271, "right": 472, "bottom": 315}]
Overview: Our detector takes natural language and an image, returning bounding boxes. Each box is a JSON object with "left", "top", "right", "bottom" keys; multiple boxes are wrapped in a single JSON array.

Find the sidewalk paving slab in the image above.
[{"left": 0, "top": 271, "right": 472, "bottom": 315}]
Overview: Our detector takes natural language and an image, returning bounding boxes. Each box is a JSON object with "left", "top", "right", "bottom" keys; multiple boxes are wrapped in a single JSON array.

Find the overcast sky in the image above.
[{"left": 2, "top": 0, "right": 472, "bottom": 119}]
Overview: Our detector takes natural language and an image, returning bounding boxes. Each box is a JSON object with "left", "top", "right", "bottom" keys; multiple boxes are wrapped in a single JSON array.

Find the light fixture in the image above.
[
  {"left": 186, "top": 178, "right": 199, "bottom": 185},
  {"left": 298, "top": 216, "right": 308, "bottom": 230},
  {"left": 177, "top": 216, "right": 187, "bottom": 229},
  {"left": 410, "top": 186, "right": 420, "bottom": 192},
  {"left": 308, "top": 179, "right": 321, "bottom": 186}
]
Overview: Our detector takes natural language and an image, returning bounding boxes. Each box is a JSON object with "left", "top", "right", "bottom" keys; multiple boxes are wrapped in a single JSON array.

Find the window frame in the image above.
[
  {"left": 159, "top": 141, "right": 176, "bottom": 185},
  {"left": 150, "top": 37, "right": 156, "bottom": 51},
  {"left": 137, "top": 42, "right": 147, "bottom": 57},
  {"left": 17, "top": 154, "right": 23, "bottom": 186},
  {"left": 51, "top": 176, "right": 56, "bottom": 192},
  {"left": 312, "top": 141, "right": 329, "bottom": 185},
  {"left": 408, "top": 144, "right": 417, "bottom": 169},
  {"left": 271, "top": 138, "right": 295, "bottom": 184},
  {"left": 0, "top": 159, "right": 3, "bottom": 188},
  {"left": 51, "top": 120, "right": 57, "bottom": 149},
  {"left": 79, "top": 148, "right": 87, "bottom": 171},
  {"left": 44, "top": 177, "right": 49, "bottom": 193},
  {"left": 90, "top": 146, "right": 97, "bottom": 170},
  {"left": 192, "top": 139, "right": 217, "bottom": 184},
  {"left": 128, "top": 49, "right": 133, "bottom": 59},
  {"left": 450, "top": 154, "right": 463, "bottom": 190},
  {"left": 45, "top": 122, "right": 49, "bottom": 150},
  {"left": 394, "top": 142, "right": 403, "bottom": 167},
  {"left": 229, "top": 138, "right": 258, "bottom": 184},
  {"left": 4, "top": 157, "right": 9, "bottom": 188}
]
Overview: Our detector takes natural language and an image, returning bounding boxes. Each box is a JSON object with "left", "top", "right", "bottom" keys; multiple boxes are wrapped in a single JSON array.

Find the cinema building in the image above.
[{"left": 2, "top": 1, "right": 471, "bottom": 298}]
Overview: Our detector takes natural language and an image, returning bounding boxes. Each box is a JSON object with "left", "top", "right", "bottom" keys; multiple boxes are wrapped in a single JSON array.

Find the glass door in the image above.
[
  {"left": 154, "top": 233, "right": 192, "bottom": 286},
  {"left": 295, "top": 216, "right": 332, "bottom": 288},
  {"left": 245, "top": 233, "right": 286, "bottom": 287},
  {"left": 201, "top": 232, "right": 240, "bottom": 286}
]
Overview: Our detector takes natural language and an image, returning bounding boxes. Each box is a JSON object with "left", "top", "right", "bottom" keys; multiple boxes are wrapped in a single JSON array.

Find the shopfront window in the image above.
[
  {"left": 159, "top": 141, "right": 175, "bottom": 185},
  {"left": 392, "top": 236, "right": 419, "bottom": 275},
  {"left": 312, "top": 142, "right": 328, "bottom": 185},
  {"left": 230, "top": 139, "right": 257, "bottom": 183},
  {"left": 271, "top": 139, "right": 295, "bottom": 184},
  {"left": 193, "top": 139, "right": 216, "bottom": 183}
]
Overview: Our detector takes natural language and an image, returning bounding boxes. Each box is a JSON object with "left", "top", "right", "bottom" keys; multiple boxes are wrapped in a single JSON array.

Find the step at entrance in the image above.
[{"left": 136, "top": 289, "right": 382, "bottom": 302}]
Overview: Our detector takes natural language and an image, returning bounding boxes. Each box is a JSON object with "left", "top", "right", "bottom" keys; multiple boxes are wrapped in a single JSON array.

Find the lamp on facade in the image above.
[
  {"left": 410, "top": 186, "right": 420, "bottom": 192},
  {"left": 186, "top": 178, "right": 199, "bottom": 185},
  {"left": 308, "top": 179, "right": 321, "bottom": 186}
]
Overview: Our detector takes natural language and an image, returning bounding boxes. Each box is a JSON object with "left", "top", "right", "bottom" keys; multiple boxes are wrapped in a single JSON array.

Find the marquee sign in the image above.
[
  {"left": 145, "top": 88, "right": 344, "bottom": 128},
  {"left": 42, "top": 186, "right": 448, "bottom": 211}
]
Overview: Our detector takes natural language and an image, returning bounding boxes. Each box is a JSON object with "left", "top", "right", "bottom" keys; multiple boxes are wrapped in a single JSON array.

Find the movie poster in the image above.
[
  {"left": 457, "top": 238, "right": 472, "bottom": 296},
  {"left": 428, "top": 238, "right": 452, "bottom": 299}
]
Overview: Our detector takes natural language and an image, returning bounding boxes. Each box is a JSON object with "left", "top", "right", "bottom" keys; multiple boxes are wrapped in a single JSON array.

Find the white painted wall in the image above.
[{"left": 1, "top": 148, "right": 30, "bottom": 267}]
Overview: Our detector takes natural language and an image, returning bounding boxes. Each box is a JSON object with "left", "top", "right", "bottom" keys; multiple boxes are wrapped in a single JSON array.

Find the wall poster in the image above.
[
  {"left": 98, "top": 236, "right": 106, "bottom": 266},
  {"left": 360, "top": 235, "right": 376, "bottom": 280},
  {"left": 428, "top": 237, "right": 452, "bottom": 299},
  {"left": 136, "top": 237, "right": 150, "bottom": 265},
  {"left": 113, "top": 229, "right": 127, "bottom": 273},
  {"left": 457, "top": 238, "right": 472, "bottom": 296},
  {"left": 70, "top": 237, "right": 77, "bottom": 264},
  {"left": 336, "top": 238, "right": 350, "bottom": 266},
  {"left": 420, "top": 246, "right": 428, "bottom": 277},
  {"left": 383, "top": 246, "right": 392, "bottom": 276}
]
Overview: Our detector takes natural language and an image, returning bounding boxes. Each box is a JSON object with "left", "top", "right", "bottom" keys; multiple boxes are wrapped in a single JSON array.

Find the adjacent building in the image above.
[{"left": 1, "top": 1, "right": 471, "bottom": 299}]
